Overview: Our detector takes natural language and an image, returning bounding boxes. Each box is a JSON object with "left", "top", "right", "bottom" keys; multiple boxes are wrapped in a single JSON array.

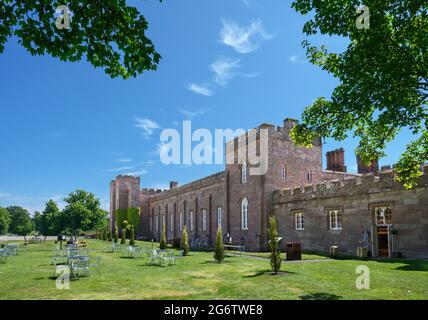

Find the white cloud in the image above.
[
  {"left": 135, "top": 117, "right": 160, "bottom": 139},
  {"left": 115, "top": 158, "right": 133, "bottom": 163},
  {"left": 186, "top": 83, "right": 213, "bottom": 96},
  {"left": 219, "top": 19, "right": 272, "bottom": 54},
  {"left": 177, "top": 107, "right": 210, "bottom": 119},
  {"left": 289, "top": 55, "right": 307, "bottom": 64},
  {"left": 210, "top": 58, "right": 241, "bottom": 86},
  {"left": 106, "top": 166, "right": 135, "bottom": 173},
  {"left": 123, "top": 169, "right": 148, "bottom": 176}
]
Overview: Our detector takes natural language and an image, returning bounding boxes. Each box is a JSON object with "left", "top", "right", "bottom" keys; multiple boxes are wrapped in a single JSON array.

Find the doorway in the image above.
[{"left": 377, "top": 226, "right": 389, "bottom": 257}]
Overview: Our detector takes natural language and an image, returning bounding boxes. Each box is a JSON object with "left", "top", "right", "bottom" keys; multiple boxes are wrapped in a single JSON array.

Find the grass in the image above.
[{"left": 0, "top": 239, "right": 427, "bottom": 300}]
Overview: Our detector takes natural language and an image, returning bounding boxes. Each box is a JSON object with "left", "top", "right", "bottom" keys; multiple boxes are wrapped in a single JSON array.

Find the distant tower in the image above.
[{"left": 109, "top": 175, "right": 141, "bottom": 228}]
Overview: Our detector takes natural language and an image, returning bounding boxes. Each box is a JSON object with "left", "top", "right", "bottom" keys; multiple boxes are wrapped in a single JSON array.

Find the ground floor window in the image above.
[
  {"left": 328, "top": 209, "right": 342, "bottom": 230},
  {"left": 179, "top": 212, "right": 183, "bottom": 231},
  {"left": 375, "top": 206, "right": 392, "bottom": 225},
  {"left": 155, "top": 215, "right": 159, "bottom": 232},
  {"left": 217, "top": 207, "right": 222, "bottom": 229},
  {"left": 294, "top": 212, "right": 304, "bottom": 230},
  {"left": 190, "top": 210, "right": 194, "bottom": 231},
  {"left": 202, "top": 209, "right": 207, "bottom": 231},
  {"left": 170, "top": 213, "right": 174, "bottom": 232}
]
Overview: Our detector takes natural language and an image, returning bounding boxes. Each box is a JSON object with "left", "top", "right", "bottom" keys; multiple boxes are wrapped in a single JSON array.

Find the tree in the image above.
[
  {"left": 0, "top": 207, "right": 11, "bottom": 235},
  {"left": 213, "top": 228, "right": 225, "bottom": 263},
  {"left": 181, "top": 226, "right": 189, "bottom": 256},
  {"left": 267, "top": 216, "right": 282, "bottom": 275},
  {"left": 102, "top": 228, "right": 107, "bottom": 241},
  {"left": 0, "top": 0, "right": 162, "bottom": 79},
  {"left": 290, "top": 0, "right": 428, "bottom": 189},
  {"left": 6, "top": 206, "right": 34, "bottom": 236},
  {"left": 60, "top": 190, "right": 108, "bottom": 235},
  {"left": 113, "top": 223, "right": 119, "bottom": 243},
  {"left": 33, "top": 211, "right": 43, "bottom": 234},
  {"left": 160, "top": 223, "right": 167, "bottom": 250},
  {"left": 40, "top": 200, "right": 61, "bottom": 236},
  {"left": 107, "top": 228, "right": 112, "bottom": 242}
]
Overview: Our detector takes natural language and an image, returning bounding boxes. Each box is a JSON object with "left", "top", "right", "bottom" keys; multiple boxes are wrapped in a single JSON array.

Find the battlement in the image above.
[
  {"left": 113, "top": 175, "right": 141, "bottom": 182},
  {"left": 273, "top": 164, "right": 428, "bottom": 204},
  {"left": 147, "top": 171, "right": 225, "bottom": 202}
]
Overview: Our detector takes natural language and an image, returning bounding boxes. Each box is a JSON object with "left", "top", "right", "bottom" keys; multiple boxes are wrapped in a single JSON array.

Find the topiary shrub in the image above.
[
  {"left": 113, "top": 224, "right": 119, "bottom": 243},
  {"left": 181, "top": 225, "right": 190, "bottom": 256},
  {"left": 120, "top": 228, "right": 126, "bottom": 245},
  {"left": 267, "top": 216, "right": 282, "bottom": 275},
  {"left": 160, "top": 224, "right": 167, "bottom": 250},
  {"left": 214, "top": 228, "right": 225, "bottom": 263},
  {"left": 129, "top": 224, "right": 135, "bottom": 246}
]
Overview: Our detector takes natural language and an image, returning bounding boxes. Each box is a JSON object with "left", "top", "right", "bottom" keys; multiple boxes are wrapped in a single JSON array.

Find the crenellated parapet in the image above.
[
  {"left": 273, "top": 164, "right": 428, "bottom": 204},
  {"left": 148, "top": 171, "right": 225, "bottom": 202}
]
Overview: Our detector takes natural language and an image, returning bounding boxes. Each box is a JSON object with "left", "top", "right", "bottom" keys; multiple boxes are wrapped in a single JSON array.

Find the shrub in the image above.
[
  {"left": 267, "top": 216, "right": 282, "bottom": 275},
  {"left": 107, "top": 228, "right": 112, "bottom": 242},
  {"left": 160, "top": 224, "right": 167, "bottom": 250},
  {"left": 120, "top": 228, "right": 126, "bottom": 244},
  {"left": 181, "top": 226, "right": 190, "bottom": 256},
  {"left": 129, "top": 225, "right": 135, "bottom": 246},
  {"left": 214, "top": 228, "right": 225, "bottom": 263},
  {"left": 113, "top": 224, "right": 118, "bottom": 243}
]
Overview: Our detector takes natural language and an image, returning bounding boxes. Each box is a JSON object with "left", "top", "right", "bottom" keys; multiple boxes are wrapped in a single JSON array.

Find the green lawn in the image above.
[{"left": 0, "top": 239, "right": 427, "bottom": 300}]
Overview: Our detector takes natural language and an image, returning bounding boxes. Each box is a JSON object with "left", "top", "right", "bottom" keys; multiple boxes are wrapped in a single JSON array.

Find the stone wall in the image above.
[{"left": 272, "top": 166, "right": 428, "bottom": 258}]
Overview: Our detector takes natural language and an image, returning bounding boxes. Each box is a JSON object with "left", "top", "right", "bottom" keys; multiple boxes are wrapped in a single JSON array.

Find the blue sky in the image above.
[{"left": 0, "top": 0, "right": 414, "bottom": 214}]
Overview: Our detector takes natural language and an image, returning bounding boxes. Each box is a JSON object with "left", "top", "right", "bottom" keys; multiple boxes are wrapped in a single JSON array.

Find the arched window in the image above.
[
  {"left": 281, "top": 165, "right": 287, "bottom": 180},
  {"left": 241, "top": 197, "right": 249, "bottom": 230},
  {"left": 307, "top": 169, "right": 312, "bottom": 183},
  {"left": 241, "top": 162, "right": 247, "bottom": 184}
]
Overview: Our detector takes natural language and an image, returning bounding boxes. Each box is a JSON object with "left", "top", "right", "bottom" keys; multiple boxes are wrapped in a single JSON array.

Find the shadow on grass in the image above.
[
  {"left": 200, "top": 260, "right": 233, "bottom": 265},
  {"left": 299, "top": 293, "right": 342, "bottom": 300},
  {"left": 244, "top": 269, "right": 295, "bottom": 278}
]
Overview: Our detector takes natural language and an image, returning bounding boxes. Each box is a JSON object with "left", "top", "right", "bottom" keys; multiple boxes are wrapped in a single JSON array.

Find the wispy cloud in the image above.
[
  {"left": 123, "top": 169, "right": 148, "bottom": 176},
  {"left": 106, "top": 166, "right": 135, "bottom": 173},
  {"left": 134, "top": 117, "right": 160, "bottom": 139},
  {"left": 115, "top": 158, "right": 133, "bottom": 163},
  {"left": 0, "top": 192, "right": 10, "bottom": 198},
  {"left": 177, "top": 107, "right": 210, "bottom": 119},
  {"left": 186, "top": 83, "right": 214, "bottom": 96},
  {"left": 210, "top": 58, "right": 241, "bottom": 86},
  {"left": 289, "top": 55, "right": 307, "bottom": 64},
  {"left": 219, "top": 19, "right": 272, "bottom": 54}
]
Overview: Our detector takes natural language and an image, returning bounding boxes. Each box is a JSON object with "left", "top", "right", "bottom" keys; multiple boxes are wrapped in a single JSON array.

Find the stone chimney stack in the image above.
[
  {"left": 169, "top": 181, "right": 178, "bottom": 190},
  {"left": 357, "top": 156, "right": 379, "bottom": 174},
  {"left": 283, "top": 118, "right": 298, "bottom": 129},
  {"left": 326, "top": 148, "right": 347, "bottom": 172}
]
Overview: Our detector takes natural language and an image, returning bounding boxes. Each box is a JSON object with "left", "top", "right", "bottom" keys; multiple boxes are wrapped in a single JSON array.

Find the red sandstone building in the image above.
[{"left": 110, "top": 118, "right": 428, "bottom": 259}]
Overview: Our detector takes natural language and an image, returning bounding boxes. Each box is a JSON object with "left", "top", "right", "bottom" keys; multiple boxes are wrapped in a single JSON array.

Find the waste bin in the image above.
[
  {"left": 330, "top": 245, "right": 338, "bottom": 258},
  {"left": 286, "top": 242, "right": 302, "bottom": 261}
]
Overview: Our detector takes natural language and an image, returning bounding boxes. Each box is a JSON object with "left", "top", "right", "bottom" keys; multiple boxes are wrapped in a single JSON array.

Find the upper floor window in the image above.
[
  {"left": 170, "top": 213, "right": 174, "bottom": 232},
  {"left": 155, "top": 215, "right": 159, "bottom": 231},
  {"left": 281, "top": 165, "right": 287, "bottom": 180},
  {"left": 189, "top": 210, "right": 194, "bottom": 231},
  {"left": 241, "top": 197, "right": 249, "bottom": 230},
  {"left": 217, "top": 207, "right": 222, "bottom": 229},
  {"left": 328, "top": 209, "right": 342, "bottom": 231},
  {"left": 307, "top": 169, "right": 312, "bottom": 183},
  {"left": 241, "top": 162, "right": 247, "bottom": 184},
  {"left": 202, "top": 209, "right": 207, "bottom": 231},
  {"left": 375, "top": 206, "right": 392, "bottom": 225},
  {"left": 162, "top": 215, "right": 166, "bottom": 229},
  {"left": 295, "top": 212, "right": 304, "bottom": 230},
  {"left": 179, "top": 212, "right": 183, "bottom": 231}
]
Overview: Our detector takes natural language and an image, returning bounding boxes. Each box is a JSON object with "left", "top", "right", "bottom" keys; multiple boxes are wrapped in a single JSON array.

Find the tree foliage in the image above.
[
  {"left": 0, "top": 207, "right": 11, "bottom": 235},
  {"left": 6, "top": 206, "right": 34, "bottom": 236},
  {"left": 214, "top": 228, "right": 225, "bottom": 263},
  {"left": 291, "top": 0, "right": 428, "bottom": 188},
  {"left": 0, "top": 0, "right": 162, "bottom": 79},
  {"left": 267, "top": 216, "right": 282, "bottom": 275}
]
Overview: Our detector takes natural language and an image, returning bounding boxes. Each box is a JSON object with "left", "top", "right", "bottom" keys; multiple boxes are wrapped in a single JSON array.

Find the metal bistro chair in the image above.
[
  {"left": 89, "top": 256, "right": 102, "bottom": 269},
  {"left": 5, "top": 244, "right": 18, "bottom": 256},
  {"left": 0, "top": 249, "right": 8, "bottom": 263},
  {"left": 71, "top": 259, "right": 90, "bottom": 279},
  {"left": 147, "top": 250, "right": 160, "bottom": 265}
]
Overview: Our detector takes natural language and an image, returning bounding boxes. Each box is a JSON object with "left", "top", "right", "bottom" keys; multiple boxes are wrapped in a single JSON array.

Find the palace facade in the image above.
[{"left": 110, "top": 118, "right": 428, "bottom": 259}]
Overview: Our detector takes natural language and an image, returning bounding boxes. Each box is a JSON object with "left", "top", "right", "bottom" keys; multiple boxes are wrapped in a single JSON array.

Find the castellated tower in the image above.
[{"left": 109, "top": 175, "right": 141, "bottom": 228}]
